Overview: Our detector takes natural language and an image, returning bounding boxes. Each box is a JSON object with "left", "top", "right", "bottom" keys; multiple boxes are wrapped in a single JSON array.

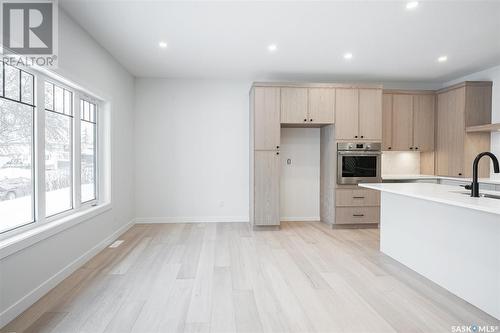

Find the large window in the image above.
[
  {"left": 0, "top": 63, "right": 35, "bottom": 233},
  {"left": 80, "top": 99, "right": 97, "bottom": 203},
  {"left": 0, "top": 62, "right": 101, "bottom": 236},
  {"left": 45, "top": 82, "right": 73, "bottom": 217}
]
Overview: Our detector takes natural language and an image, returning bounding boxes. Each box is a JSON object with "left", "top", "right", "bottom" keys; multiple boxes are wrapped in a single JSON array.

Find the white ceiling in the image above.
[{"left": 60, "top": 1, "right": 500, "bottom": 83}]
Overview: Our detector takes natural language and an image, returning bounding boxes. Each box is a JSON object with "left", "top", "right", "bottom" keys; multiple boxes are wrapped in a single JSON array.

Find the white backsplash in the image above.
[{"left": 382, "top": 151, "right": 421, "bottom": 175}]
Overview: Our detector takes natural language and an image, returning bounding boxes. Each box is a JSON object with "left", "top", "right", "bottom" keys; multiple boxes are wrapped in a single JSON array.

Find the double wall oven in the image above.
[{"left": 337, "top": 142, "right": 382, "bottom": 185}]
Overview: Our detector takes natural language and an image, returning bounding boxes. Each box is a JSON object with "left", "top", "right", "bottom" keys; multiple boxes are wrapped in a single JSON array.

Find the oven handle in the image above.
[{"left": 337, "top": 151, "right": 382, "bottom": 156}]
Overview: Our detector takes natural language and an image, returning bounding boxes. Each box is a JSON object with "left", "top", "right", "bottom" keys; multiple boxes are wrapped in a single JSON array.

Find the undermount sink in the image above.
[{"left": 452, "top": 190, "right": 500, "bottom": 200}]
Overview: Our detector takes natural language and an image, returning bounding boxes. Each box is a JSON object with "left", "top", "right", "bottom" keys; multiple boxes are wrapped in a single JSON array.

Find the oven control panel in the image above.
[{"left": 337, "top": 142, "right": 381, "bottom": 151}]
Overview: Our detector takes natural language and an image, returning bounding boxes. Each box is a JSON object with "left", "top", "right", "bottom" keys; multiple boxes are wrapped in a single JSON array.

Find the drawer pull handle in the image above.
[
  {"left": 353, "top": 214, "right": 365, "bottom": 217},
  {"left": 352, "top": 196, "right": 365, "bottom": 199}
]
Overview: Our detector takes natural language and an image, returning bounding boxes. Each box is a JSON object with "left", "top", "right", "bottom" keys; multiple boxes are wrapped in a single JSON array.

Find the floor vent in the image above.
[{"left": 109, "top": 240, "right": 124, "bottom": 248}]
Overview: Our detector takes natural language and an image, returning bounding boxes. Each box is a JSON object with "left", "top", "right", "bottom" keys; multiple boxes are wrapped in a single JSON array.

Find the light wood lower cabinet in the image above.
[
  {"left": 336, "top": 188, "right": 380, "bottom": 207},
  {"left": 335, "top": 187, "right": 380, "bottom": 225},
  {"left": 253, "top": 150, "right": 280, "bottom": 226},
  {"left": 335, "top": 207, "right": 380, "bottom": 224}
]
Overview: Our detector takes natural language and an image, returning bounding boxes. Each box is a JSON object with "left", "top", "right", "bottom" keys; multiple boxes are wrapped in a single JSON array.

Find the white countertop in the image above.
[
  {"left": 382, "top": 174, "right": 500, "bottom": 185},
  {"left": 360, "top": 183, "right": 500, "bottom": 215}
]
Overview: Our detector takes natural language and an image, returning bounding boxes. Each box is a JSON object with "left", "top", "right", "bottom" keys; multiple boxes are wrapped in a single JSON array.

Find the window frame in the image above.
[
  {"left": 0, "top": 62, "right": 37, "bottom": 234},
  {"left": 0, "top": 64, "right": 103, "bottom": 238}
]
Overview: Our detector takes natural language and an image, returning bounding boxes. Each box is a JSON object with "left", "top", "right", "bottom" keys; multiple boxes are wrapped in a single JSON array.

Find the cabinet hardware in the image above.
[
  {"left": 410, "top": 147, "right": 414, "bottom": 150},
  {"left": 458, "top": 173, "right": 462, "bottom": 176},
  {"left": 353, "top": 214, "right": 365, "bottom": 217},
  {"left": 303, "top": 118, "right": 307, "bottom": 122},
  {"left": 361, "top": 135, "right": 364, "bottom": 138},
  {"left": 276, "top": 146, "right": 279, "bottom": 149},
  {"left": 415, "top": 147, "right": 419, "bottom": 150},
  {"left": 276, "top": 152, "right": 279, "bottom": 155},
  {"left": 309, "top": 119, "right": 313, "bottom": 122},
  {"left": 352, "top": 196, "right": 365, "bottom": 199},
  {"left": 354, "top": 135, "right": 358, "bottom": 138},
  {"left": 388, "top": 147, "right": 392, "bottom": 150}
]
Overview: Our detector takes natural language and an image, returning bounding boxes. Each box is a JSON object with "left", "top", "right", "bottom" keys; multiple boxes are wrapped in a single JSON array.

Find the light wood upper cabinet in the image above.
[
  {"left": 308, "top": 88, "right": 335, "bottom": 124},
  {"left": 382, "top": 94, "right": 393, "bottom": 150},
  {"left": 254, "top": 87, "right": 280, "bottom": 150},
  {"left": 392, "top": 94, "right": 414, "bottom": 151},
  {"left": 382, "top": 92, "right": 435, "bottom": 152},
  {"left": 335, "top": 88, "right": 359, "bottom": 140},
  {"left": 435, "top": 82, "right": 492, "bottom": 178},
  {"left": 413, "top": 94, "right": 435, "bottom": 152},
  {"left": 281, "top": 87, "right": 308, "bottom": 124},
  {"left": 254, "top": 150, "right": 280, "bottom": 226},
  {"left": 359, "top": 89, "right": 382, "bottom": 140}
]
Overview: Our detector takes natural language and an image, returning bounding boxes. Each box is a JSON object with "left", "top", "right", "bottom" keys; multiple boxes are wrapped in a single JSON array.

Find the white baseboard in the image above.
[
  {"left": 134, "top": 216, "right": 249, "bottom": 223},
  {"left": 0, "top": 219, "right": 134, "bottom": 329},
  {"left": 280, "top": 217, "right": 321, "bottom": 222}
]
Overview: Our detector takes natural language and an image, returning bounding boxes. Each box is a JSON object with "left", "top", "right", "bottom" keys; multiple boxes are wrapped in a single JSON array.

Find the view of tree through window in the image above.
[
  {"left": 45, "top": 82, "right": 73, "bottom": 217},
  {"left": 81, "top": 100, "right": 97, "bottom": 202},
  {"left": 0, "top": 63, "right": 35, "bottom": 233}
]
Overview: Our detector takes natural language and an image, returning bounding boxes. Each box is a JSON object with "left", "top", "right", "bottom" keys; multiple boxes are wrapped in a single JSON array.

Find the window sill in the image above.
[{"left": 0, "top": 203, "right": 112, "bottom": 260}]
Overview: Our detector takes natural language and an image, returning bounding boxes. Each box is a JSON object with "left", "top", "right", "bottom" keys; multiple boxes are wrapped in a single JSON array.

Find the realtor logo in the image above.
[{"left": 1, "top": 0, "right": 58, "bottom": 67}]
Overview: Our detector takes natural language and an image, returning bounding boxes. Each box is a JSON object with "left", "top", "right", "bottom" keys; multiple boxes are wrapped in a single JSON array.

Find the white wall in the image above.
[
  {"left": 134, "top": 79, "right": 250, "bottom": 222},
  {"left": 444, "top": 65, "right": 500, "bottom": 179},
  {"left": 0, "top": 8, "right": 135, "bottom": 326},
  {"left": 280, "top": 128, "right": 320, "bottom": 221}
]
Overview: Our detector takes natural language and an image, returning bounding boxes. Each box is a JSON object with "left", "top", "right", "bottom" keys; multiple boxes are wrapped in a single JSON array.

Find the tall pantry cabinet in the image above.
[
  {"left": 435, "top": 82, "right": 492, "bottom": 178},
  {"left": 250, "top": 87, "right": 281, "bottom": 226}
]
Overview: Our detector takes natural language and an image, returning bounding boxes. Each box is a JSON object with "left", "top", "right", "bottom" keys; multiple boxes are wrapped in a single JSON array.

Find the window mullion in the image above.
[
  {"left": 74, "top": 93, "right": 82, "bottom": 208},
  {"left": 34, "top": 76, "right": 46, "bottom": 223}
]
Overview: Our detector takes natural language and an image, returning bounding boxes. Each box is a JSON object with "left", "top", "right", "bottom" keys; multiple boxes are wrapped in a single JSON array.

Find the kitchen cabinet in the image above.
[
  {"left": 281, "top": 87, "right": 335, "bottom": 124},
  {"left": 382, "top": 94, "right": 393, "bottom": 150},
  {"left": 335, "top": 88, "right": 382, "bottom": 140},
  {"left": 359, "top": 89, "right": 383, "bottom": 140},
  {"left": 254, "top": 87, "right": 280, "bottom": 150},
  {"left": 413, "top": 94, "right": 435, "bottom": 152},
  {"left": 436, "top": 82, "right": 492, "bottom": 178},
  {"left": 335, "top": 186, "right": 380, "bottom": 225},
  {"left": 392, "top": 94, "right": 413, "bottom": 151},
  {"left": 308, "top": 88, "right": 335, "bottom": 124},
  {"left": 382, "top": 92, "right": 435, "bottom": 152},
  {"left": 280, "top": 87, "right": 308, "bottom": 124},
  {"left": 253, "top": 151, "right": 280, "bottom": 226}
]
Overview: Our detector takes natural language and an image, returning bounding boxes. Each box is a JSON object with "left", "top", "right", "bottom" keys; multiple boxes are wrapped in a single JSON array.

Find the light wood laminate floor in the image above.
[{"left": 3, "top": 222, "right": 499, "bottom": 333}]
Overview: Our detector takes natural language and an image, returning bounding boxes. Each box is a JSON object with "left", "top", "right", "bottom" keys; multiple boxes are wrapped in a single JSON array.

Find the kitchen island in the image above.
[{"left": 360, "top": 183, "right": 500, "bottom": 319}]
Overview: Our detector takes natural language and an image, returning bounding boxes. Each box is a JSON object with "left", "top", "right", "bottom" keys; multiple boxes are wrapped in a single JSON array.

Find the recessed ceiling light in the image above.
[
  {"left": 158, "top": 41, "right": 167, "bottom": 49},
  {"left": 268, "top": 44, "right": 277, "bottom": 52},
  {"left": 344, "top": 52, "right": 353, "bottom": 60},
  {"left": 406, "top": 1, "right": 419, "bottom": 9},
  {"left": 438, "top": 55, "right": 448, "bottom": 63}
]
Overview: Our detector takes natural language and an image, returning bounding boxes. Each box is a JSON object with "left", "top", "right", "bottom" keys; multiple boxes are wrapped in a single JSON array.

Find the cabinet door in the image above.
[
  {"left": 335, "top": 88, "right": 359, "bottom": 140},
  {"left": 413, "top": 94, "right": 435, "bottom": 152},
  {"left": 254, "top": 87, "right": 280, "bottom": 150},
  {"left": 281, "top": 87, "right": 308, "bottom": 124},
  {"left": 391, "top": 94, "right": 413, "bottom": 151},
  {"left": 359, "top": 89, "right": 382, "bottom": 140},
  {"left": 254, "top": 151, "right": 280, "bottom": 226},
  {"left": 436, "top": 89, "right": 465, "bottom": 177},
  {"left": 382, "top": 94, "right": 393, "bottom": 150},
  {"left": 308, "top": 88, "right": 335, "bottom": 124}
]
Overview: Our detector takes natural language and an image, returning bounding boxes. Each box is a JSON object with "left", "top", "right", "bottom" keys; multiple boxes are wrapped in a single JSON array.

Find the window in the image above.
[
  {"left": 80, "top": 99, "right": 97, "bottom": 203},
  {"left": 0, "top": 62, "right": 102, "bottom": 236},
  {"left": 45, "top": 82, "right": 73, "bottom": 217},
  {"left": 0, "top": 63, "right": 35, "bottom": 233}
]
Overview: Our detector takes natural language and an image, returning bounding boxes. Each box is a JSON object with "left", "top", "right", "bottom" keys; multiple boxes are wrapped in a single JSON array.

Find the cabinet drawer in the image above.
[
  {"left": 336, "top": 188, "right": 380, "bottom": 206},
  {"left": 335, "top": 207, "right": 380, "bottom": 224}
]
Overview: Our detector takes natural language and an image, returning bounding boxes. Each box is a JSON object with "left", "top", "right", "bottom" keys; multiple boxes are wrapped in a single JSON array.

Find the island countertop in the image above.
[{"left": 360, "top": 183, "right": 500, "bottom": 216}]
